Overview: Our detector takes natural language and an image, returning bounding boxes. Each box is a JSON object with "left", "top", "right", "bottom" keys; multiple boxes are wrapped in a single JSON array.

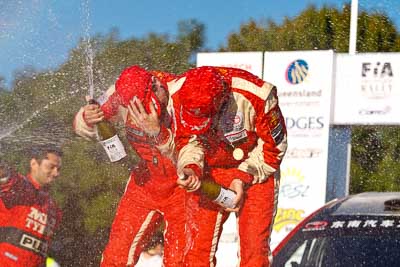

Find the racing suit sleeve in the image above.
[
  {"left": 0, "top": 175, "right": 13, "bottom": 195},
  {"left": 73, "top": 107, "right": 97, "bottom": 139},
  {"left": 1, "top": 176, "right": 13, "bottom": 211},
  {"left": 238, "top": 86, "right": 288, "bottom": 184},
  {"left": 211, "top": 167, "right": 253, "bottom": 188},
  {"left": 0, "top": 174, "right": 27, "bottom": 208},
  {"left": 175, "top": 133, "right": 204, "bottom": 179}
]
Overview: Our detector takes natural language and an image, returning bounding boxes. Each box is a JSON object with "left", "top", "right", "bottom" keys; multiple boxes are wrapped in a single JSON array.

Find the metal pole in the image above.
[
  {"left": 349, "top": 0, "right": 359, "bottom": 55},
  {"left": 347, "top": 0, "right": 357, "bottom": 195},
  {"left": 345, "top": 143, "right": 352, "bottom": 195}
]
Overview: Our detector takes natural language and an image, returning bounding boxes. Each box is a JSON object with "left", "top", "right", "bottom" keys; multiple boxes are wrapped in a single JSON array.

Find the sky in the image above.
[{"left": 0, "top": 0, "right": 399, "bottom": 89}]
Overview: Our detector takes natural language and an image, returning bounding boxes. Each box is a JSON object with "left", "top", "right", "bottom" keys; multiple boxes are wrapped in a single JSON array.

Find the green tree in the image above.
[{"left": 222, "top": 4, "right": 400, "bottom": 53}]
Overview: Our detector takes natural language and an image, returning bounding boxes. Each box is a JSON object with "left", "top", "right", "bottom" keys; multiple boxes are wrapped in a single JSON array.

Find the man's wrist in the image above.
[
  {"left": 147, "top": 126, "right": 161, "bottom": 137},
  {"left": 232, "top": 178, "right": 244, "bottom": 185},
  {"left": 153, "top": 126, "right": 169, "bottom": 144}
]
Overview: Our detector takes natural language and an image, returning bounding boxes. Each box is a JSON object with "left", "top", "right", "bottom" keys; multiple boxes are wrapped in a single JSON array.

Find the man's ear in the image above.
[{"left": 30, "top": 158, "right": 38, "bottom": 169}]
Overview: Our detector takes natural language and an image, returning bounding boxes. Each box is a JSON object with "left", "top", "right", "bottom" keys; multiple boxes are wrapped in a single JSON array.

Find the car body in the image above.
[{"left": 272, "top": 192, "right": 400, "bottom": 267}]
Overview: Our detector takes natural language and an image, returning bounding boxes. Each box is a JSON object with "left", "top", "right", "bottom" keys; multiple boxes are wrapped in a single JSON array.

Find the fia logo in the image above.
[
  {"left": 285, "top": 59, "right": 309, "bottom": 85},
  {"left": 362, "top": 62, "right": 393, "bottom": 78}
]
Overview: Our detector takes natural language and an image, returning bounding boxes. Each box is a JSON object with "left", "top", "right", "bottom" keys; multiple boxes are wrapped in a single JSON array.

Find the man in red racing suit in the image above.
[
  {"left": 0, "top": 147, "right": 63, "bottom": 267},
  {"left": 169, "top": 66, "right": 288, "bottom": 267},
  {"left": 73, "top": 65, "right": 186, "bottom": 266}
]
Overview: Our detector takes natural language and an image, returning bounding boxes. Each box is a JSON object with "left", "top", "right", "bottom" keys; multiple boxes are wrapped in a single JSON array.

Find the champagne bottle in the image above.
[
  {"left": 200, "top": 180, "right": 237, "bottom": 209},
  {"left": 181, "top": 173, "right": 236, "bottom": 209},
  {"left": 88, "top": 99, "right": 127, "bottom": 162}
]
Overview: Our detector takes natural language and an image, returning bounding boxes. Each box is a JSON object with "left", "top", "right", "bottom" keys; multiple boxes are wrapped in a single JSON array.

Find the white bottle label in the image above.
[
  {"left": 214, "top": 188, "right": 236, "bottom": 209},
  {"left": 100, "top": 135, "right": 127, "bottom": 162}
]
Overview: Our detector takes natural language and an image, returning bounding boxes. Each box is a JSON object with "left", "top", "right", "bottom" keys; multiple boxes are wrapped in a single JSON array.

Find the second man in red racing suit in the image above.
[
  {"left": 168, "top": 66, "right": 288, "bottom": 267},
  {"left": 0, "top": 148, "right": 63, "bottom": 267}
]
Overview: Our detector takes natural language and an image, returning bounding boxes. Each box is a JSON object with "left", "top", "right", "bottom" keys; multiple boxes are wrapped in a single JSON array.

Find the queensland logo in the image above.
[
  {"left": 286, "top": 59, "right": 309, "bottom": 85},
  {"left": 361, "top": 62, "right": 394, "bottom": 99},
  {"left": 274, "top": 208, "right": 305, "bottom": 232}
]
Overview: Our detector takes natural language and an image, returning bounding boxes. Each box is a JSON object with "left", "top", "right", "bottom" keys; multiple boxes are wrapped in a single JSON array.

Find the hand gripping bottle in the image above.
[{"left": 88, "top": 99, "right": 127, "bottom": 162}]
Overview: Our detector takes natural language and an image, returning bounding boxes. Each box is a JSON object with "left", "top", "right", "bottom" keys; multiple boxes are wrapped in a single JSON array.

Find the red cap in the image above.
[
  {"left": 115, "top": 65, "right": 161, "bottom": 115},
  {"left": 177, "top": 66, "right": 227, "bottom": 134}
]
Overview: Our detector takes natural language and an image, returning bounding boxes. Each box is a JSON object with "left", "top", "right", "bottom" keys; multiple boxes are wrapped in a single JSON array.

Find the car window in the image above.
[{"left": 283, "top": 240, "right": 305, "bottom": 267}]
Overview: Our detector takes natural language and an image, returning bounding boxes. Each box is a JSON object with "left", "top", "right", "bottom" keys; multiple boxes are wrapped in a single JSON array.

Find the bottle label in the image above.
[
  {"left": 214, "top": 188, "right": 236, "bottom": 209},
  {"left": 100, "top": 135, "right": 127, "bottom": 162}
]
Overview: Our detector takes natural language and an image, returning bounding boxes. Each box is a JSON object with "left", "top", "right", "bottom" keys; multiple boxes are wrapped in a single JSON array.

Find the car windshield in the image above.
[{"left": 275, "top": 234, "right": 400, "bottom": 267}]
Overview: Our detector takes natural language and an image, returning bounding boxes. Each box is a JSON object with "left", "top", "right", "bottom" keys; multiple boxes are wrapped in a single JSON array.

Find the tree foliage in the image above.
[{"left": 222, "top": 4, "right": 400, "bottom": 52}]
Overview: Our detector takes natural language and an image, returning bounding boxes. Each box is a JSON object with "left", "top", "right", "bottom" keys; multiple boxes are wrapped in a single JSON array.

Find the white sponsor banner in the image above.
[
  {"left": 334, "top": 53, "right": 400, "bottom": 125},
  {"left": 196, "top": 52, "right": 263, "bottom": 267},
  {"left": 197, "top": 52, "right": 263, "bottom": 77},
  {"left": 263, "top": 50, "right": 334, "bottom": 249}
]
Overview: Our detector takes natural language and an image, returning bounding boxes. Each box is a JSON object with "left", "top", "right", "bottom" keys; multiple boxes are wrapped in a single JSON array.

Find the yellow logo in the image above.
[
  {"left": 281, "top": 167, "right": 305, "bottom": 183},
  {"left": 273, "top": 208, "right": 305, "bottom": 232}
]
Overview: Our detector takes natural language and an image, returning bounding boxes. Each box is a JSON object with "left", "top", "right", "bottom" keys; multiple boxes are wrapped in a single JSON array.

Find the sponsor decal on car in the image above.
[{"left": 302, "top": 221, "right": 329, "bottom": 231}]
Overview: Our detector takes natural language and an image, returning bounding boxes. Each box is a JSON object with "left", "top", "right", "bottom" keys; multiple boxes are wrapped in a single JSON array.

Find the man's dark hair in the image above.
[{"left": 29, "top": 145, "right": 63, "bottom": 163}]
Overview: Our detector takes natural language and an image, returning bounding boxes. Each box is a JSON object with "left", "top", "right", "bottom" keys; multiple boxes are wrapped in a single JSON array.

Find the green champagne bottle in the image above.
[
  {"left": 200, "top": 180, "right": 237, "bottom": 209},
  {"left": 88, "top": 99, "right": 127, "bottom": 162},
  {"left": 180, "top": 173, "right": 237, "bottom": 209}
]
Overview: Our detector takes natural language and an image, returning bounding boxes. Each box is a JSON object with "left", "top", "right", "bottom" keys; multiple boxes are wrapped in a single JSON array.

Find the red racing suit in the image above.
[
  {"left": 168, "top": 66, "right": 287, "bottom": 267},
  {"left": 0, "top": 173, "right": 62, "bottom": 267},
  {"left": 73, "top": 83, "right": 186, "bottom": 267}
]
